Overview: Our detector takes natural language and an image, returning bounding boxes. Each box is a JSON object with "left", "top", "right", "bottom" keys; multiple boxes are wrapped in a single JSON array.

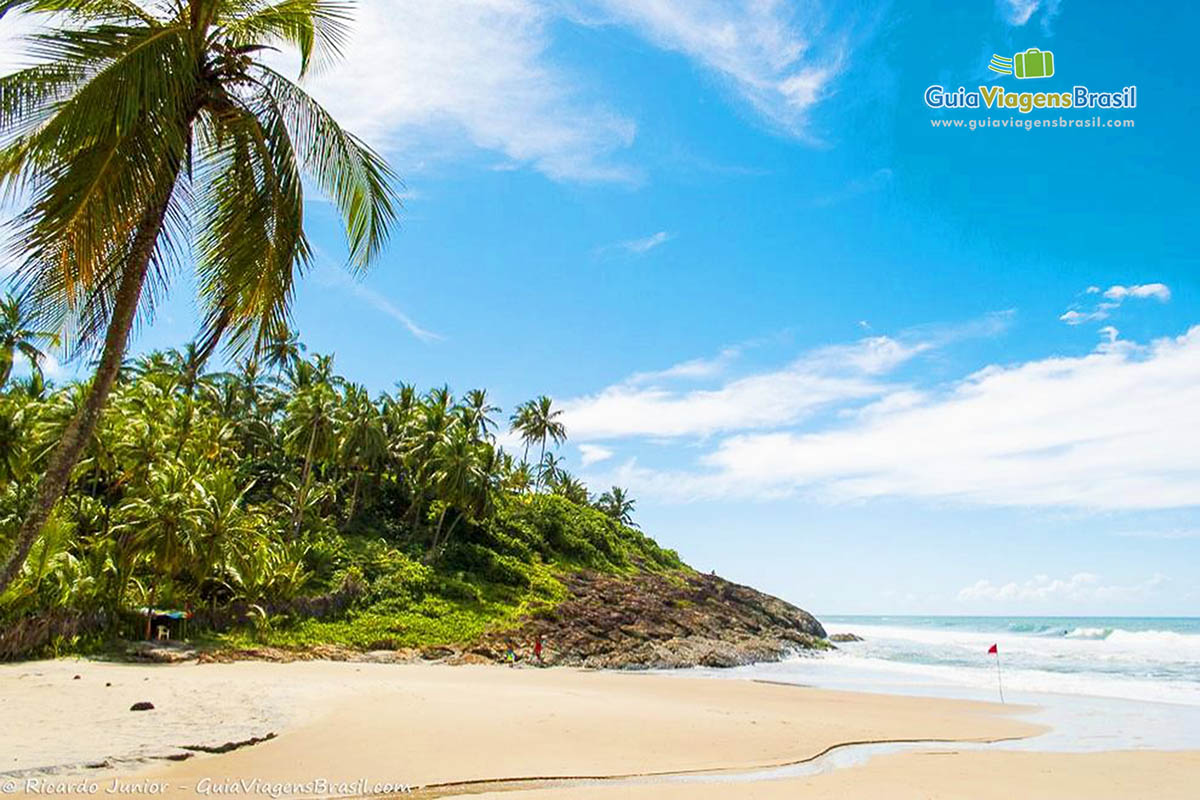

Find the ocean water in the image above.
[
  {"left": 679, "top": 615, "right": 1200, "bottom": 751},
  {"left": 821, "top": 615, "right": 1200, "bottom": 705}
]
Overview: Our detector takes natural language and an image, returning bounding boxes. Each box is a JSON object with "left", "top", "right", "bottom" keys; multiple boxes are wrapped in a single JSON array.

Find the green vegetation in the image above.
[
  {"left": 0, "top": 1, "right": 683, "bottom": 661},
  {"left": 0, "top": 324, "right": 681, "bottom": 659},
  {"left": 0, "top": 0, "right": 396, "bottom": 596}
]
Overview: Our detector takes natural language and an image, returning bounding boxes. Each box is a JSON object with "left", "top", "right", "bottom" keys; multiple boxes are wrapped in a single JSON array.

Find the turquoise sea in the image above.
[
  {"left": 682, "top": 615, "right": 1200, "bottom": 751},
  {"left": 822, "top": 614, "right": 1200, "bottom": 687}
]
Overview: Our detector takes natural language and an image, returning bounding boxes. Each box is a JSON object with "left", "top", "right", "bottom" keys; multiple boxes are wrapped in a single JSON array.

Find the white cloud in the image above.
[
  {"left": 958, "top": 572, "right": 1168, "bottom": 603},
  {"left": 998, "top": 0, "right": 1062, "bottom": 29},
  {"left": 586, "top": 326, "right": 1200, "bottom": 511},
  {"left": 1115, "top": 529, "right": 1200, "bottom": 541},
  {"left": 620, "top": 231, "right": 673, "bottom": 255},
  {"left": 575, "top": 0, "right": 845, "bottom": 136},
  {"left": 1060, "top": 309, "right": 1109, "bottom": 325},
  {"left": 564, "top": 315, "right": 1012, "bottom": 442},
  {"left": 1103, "top": 283, "right": 1172, "bottom": 302},
  {"left": 1060, "top": 283, "right": 1170, "bottom": 326},
  {"left": 1000, "top": 0, "right": 1041, "bottom": 26},
  {"left": 563, "top": 335, "right": 930, "bottom": 440},
  {"left": 578, "top": 443, "right": 615, "bottom": 466},
  {"left": 6, "top": 2, "right": 853, "bottom": 183},
  {"left": 626, "top": 346, "right": 742, "bottom": 385},
  {"left": 271, "top": 0, "right": 637, "bottom": 183}
]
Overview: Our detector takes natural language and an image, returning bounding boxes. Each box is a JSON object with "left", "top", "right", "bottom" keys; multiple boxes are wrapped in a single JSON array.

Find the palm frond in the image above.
[
  {"left": 254, "top": 65, "right": 396, "bottom": 272},
  {"left": 216, "top": 0, "right": 352, "bottom": 77},
  {"left": 191, "top": 88, "right": 309, "bottom": 361}
]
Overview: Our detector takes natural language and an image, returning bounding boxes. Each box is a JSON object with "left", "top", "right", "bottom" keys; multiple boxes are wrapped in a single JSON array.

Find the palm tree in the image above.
[
  {"left": 427, "top": 427, "right": 493, "bottom": 560},
  {"left": 596, "top": 486, "right": 638, "bottom": 527},
  {"left": 0, "top": 292, "right": 60, "bottom": 387},
  {"left": 511, "top": 395, "right": 566, "bottom": 491},
  {"left": 261, "top": 327, "right": 306, "bottom": 374},
  {"left": 538, "top": 452, "right": 565, "bottom": 489},
  {"left": 0, "top": 0, "right": 397, "bottom": 594},
  {"left": 282, "top": 382, "right": 338, "bottom": 536},
  {"left": 336, "top": 383, "right": 386, "bottom": 524},
  {"left": 461, "top": 388, "right": 499, "bottom": 442},
  {"left": 552, "top": 472, "right": 590, "bottom": 506},
  {"left": 509, "top": 400, "right": 535, "bottom": 464}
]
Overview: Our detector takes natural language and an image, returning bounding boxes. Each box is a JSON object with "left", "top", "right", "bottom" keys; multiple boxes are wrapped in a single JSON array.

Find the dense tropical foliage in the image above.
[
  {"left": 0, "top": 331, "right": 679, "bottom": 659},
  {"left": 0, "top": 0, "right": 396, "bottom": 596}
]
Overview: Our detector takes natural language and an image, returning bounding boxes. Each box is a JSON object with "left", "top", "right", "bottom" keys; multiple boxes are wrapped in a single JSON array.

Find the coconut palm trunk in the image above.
[
  {"left": 0, "top": 0, "right": 396, "bottom": 594},
  {"left": 0, "top": 169, "right": 184, "bottom": 595}
]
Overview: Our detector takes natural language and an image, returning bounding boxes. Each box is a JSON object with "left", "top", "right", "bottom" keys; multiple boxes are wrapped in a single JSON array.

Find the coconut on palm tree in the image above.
[{"left": 0, "top": 0, "right": 398, "bottom": 593}]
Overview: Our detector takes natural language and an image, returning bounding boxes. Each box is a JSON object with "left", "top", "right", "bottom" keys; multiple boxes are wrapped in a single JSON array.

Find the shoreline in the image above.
[{"left": 2, "top": 658, "right": 1196, "bottom": 799}]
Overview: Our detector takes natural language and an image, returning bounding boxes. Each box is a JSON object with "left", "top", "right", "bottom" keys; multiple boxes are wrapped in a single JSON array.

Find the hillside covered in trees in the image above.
[
  {"left": 1, "top": 306, "right": 827, "bottom": 665},
  {"left": 0, "top": 316, "right": 690, "bottom": 660}
]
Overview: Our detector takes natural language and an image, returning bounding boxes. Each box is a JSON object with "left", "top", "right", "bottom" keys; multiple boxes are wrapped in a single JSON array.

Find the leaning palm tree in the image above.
[
  {"left": 0, "top": 0, "right": 398, "bottom": 594},
  {"left": 0, "top": 292, "right": 60, "bottom": 387}
]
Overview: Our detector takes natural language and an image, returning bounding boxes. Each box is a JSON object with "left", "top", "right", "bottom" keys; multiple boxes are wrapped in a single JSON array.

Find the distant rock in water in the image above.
[
  {"left": 829, "top": 633, "right": 864, "bottom": 642},
  {"left": 477, "top": 571, "right": 828, "bottom": 669}
]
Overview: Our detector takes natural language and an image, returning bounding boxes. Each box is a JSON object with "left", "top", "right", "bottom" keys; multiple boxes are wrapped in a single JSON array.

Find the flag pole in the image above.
[{"left": 994, "top": 649, "right": 1005, "bottom": 704}]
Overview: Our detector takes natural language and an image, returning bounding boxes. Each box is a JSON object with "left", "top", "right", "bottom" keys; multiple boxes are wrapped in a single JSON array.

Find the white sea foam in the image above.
[{"left": 747, "top": 618, "right": 1200, "bottom": 749}]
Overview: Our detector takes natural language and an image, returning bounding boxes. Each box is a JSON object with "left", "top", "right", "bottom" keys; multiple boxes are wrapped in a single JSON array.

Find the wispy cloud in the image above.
[
  {"left": 998, "top": 0, "right": 1062, "bottom": 30},
  {"left": 647, "top": 328, "right": 1200, "bottom": 510},
  {"left": 578, "top": 443, "right": 615, "bottom": 466},
  {"left": 1115, "top": 529, "right": 1200, "bottom": 541},
  {"left": 1060, "top": 283, "right": 1171, "bottom": 325},
  {"left": 1000, "top": 0, "right": 1041, "bottom": 25},
  {"left": 267, "top": 0, "right": 638, "bottom": 183},
  {"left": 958, "top": 572, "right": 1168, "bottom": 603},
  {"left": 576, "top": 0, "right": 846, "bottom": 136},
  {"left": 626, "top": 346, "right": 742, "bottom": 385},
  {"left": 620, "top": 231, "right": 673, "bottom": 255},
  {"left": 1104, "top": 283, "right": 1171, "bottom": 302},
  {"left": 7, "top": 2, "right": 856, "bottom": 184},
  {"left": 813, "top": 168, "right": 893, "bottom": 207},
  {"left": 561, "top": 316, "right": 1013, "bottom": 442},
  {"left": 316, "top": 267, "right": 441, "bottom": 343}
]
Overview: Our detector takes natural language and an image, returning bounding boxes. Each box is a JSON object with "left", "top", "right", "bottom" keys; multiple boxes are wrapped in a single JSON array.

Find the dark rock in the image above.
[
  {"left": 829, "top": 633, "right": 864, "bottom": 642},
  {"left": 476, "top": 571, "right": 828, "bottom": 670},
  {"left": 73, "top": 674, "right": 81, "bottom": 680},
  {"left": 130, "top": 701, "right": 155, "bottom": 711},
  {"left": 182, "top": 733, "right": 276, "bottom": 754},
  {"left": 419, "top": 645, "right": 456, "bottom": 661}
]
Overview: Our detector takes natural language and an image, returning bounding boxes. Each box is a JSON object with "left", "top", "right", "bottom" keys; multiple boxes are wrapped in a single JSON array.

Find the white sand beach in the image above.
[{"left": 3, "top": 658, "right": 1196, "bottom": 798}]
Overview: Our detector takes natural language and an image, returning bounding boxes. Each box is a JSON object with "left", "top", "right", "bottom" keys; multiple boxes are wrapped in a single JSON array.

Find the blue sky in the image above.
[{"left": 3, "top": 0, "right": 1199, "bottom": 615}]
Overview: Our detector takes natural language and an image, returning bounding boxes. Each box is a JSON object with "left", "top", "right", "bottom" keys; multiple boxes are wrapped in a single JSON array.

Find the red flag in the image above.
[{"left": 988, "top": 643, "right": 998, "bottom": 654}]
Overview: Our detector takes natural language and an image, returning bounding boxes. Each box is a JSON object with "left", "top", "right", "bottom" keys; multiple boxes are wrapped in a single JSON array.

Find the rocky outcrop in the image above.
[
  {"left": 829, "top": 632, "right": 863, "bottom": 642},
  {"left": 476, "top": 571, "right": 828, "bottom": 669}
]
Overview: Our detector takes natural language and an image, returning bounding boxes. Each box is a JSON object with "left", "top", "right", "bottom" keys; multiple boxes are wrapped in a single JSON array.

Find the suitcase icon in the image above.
[{"left": 1014, "top": 48, "right": 1054, "bottom": 79}]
